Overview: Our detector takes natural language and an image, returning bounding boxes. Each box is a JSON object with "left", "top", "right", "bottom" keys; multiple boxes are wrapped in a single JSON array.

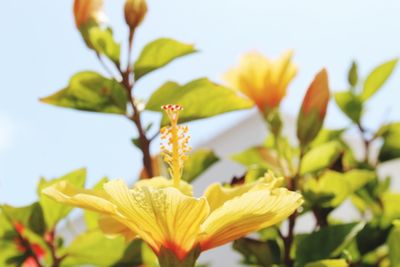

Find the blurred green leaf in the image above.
[
  {"left": 141, "top": 242, "right": 159, "bottom": 267},
  {"left": 61, "top": 231, "right": 126, "bottom": 267},
  {"left": 233, "top": 237, "right": 280, "bottom": 266},
  {"left": 303, "top": 171, "right": 351, "bottom": 208},
  {"left": 89, "top": 27, "right": 121, "bottom": 63},
  {"left": 301, "top": 141, "right": 343, "bottom": 175},
  {"left": 388, "top": 224, "right": 400, "bottom": 267},
  {"left": 134, "top": 38, "right": 196, "bottom": 80},
  {"left": 305, "top": 259, "right": 348, "bottom": 267},
  {"left": 112, "top": 240, "right": 144, "bottom": 267},
  {"left": 0, "top": 241, "right": 21, "bottom": 267},
  {"left": 146, "top": 78, "right": 253, "bottom": 125},
  {"left": 356, "top": 222, "right": 391, "bottom": 255},
  {"left": 231, "top": 146, "right": 281, "bottom": 175},
  {"left": 296, "top": 223, "right": 364, "bottom": 267},
  {"left": 381, "top": 193, "right": 400, "bottom": 227},
  {"left": 183, "top": 149, "right": 219, "bottom": 183},
  {"left": 334, "top": 92, "right": 363, "bottom": 123},
  {"left": 348, "top": 61, "right": 359, "bottom": 87},
  {"left": 297, "top": 69, "right": 330, "bottom": 146},
  {"left": 378, "top": 123, "right": 400, "bottom": 162},
  {"left": 1, "top": 203, "right": 45, "bottom": 236},
  {"left": 84, "top": 177, "right": 109, "bottom": 229},
  {"left": 41, "top": 72, "right": 128, "bottom": 114},
  {"left": 361, "top": 59, "right": 398, "bottom": 101},
  {"left": 344, "top": 170, "right": 375, "bottom": 192},
  {"left": 311, "top": 129, "right": 346, "bottom": 148},
  {"left": 303, "top": 170, "right": 374, "bottom": 209},
  {"left": 38, "top": 168, "right": 86, "bottom": 229}
]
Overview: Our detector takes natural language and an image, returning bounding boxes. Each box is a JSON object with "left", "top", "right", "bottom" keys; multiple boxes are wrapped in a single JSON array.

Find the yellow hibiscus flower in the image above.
[{"left": 42, "top": 104, "right": 302, "bottom": 266}]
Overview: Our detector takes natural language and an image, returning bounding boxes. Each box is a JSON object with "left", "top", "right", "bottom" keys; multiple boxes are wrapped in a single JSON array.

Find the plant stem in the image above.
[
  {"left": 123, "top": 29, "right": 154, "bottom": 178},
  {"left": 283, "top": 178, "right": 297, "bottom": 267},
  {"left": 15, "top": 230, "right": 43, "bottom": 267},
  {"left": 283, "top": 148, "right": 305, "bottom": 267},
  {"left": 312, "top": 208, "right": 329, "bottom": 228},
  {"left": 121, "top": 66, "right": 154, "bottom": 178},
  {"left": 357, "top": 123, "right": 371, "bottom": 164},
  {"left": 96, "top": 29, "right": 154, "bottom": 178},
  {"left": 45, "top": 230, "right": 67, "bottom": 267}
]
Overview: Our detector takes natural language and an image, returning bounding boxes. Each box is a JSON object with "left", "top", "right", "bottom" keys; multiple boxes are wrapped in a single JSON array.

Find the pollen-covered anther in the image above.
[{"left": 160, "top": 104, "right": 191, "bottom": 187}]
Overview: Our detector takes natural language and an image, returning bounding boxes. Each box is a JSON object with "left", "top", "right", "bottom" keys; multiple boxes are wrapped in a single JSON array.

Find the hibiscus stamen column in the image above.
[{"left": 160, "top": 104, "right": 191, "bottom": 187}]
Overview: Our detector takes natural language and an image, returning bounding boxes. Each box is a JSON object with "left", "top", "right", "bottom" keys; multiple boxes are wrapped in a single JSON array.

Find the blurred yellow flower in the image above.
[
  {"left": 224, "top": 51, "right": 297, "bottom": 112},
  {"left": 73, "top": 0, "right": 105, "bottom": 28},
  {"left": 42, "top": 104, "right": 302, "bottom": 263},
  {"left": 124, "top": 0, "right": 148, "bottom": 30}
]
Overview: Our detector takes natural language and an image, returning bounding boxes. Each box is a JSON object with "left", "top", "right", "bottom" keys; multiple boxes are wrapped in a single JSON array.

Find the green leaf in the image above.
[
  {"left": 348, "top": 61, "right": 359, "bottom": 87},
  {"left": 303, "top": 171, "right": 351, "bottom": 208},
  {"left": 38, "top": 168, "right": 86, "bottom": 229},
  {"left": 381, "top": 192, "right": 400, "bottom": 227},
  {"left": 297, "top": 69, "right": 330, "bottom": 146},
  {"left": 141, "top": 242, "right": 159, "bottom": 267},
  {"left": 182, "top": 149, "right": 219, "bottom": 183},
  {"left": 301, "top": 141, "right": 343, "bottom": 175},
  {"left": 134, "top": 38, "right": 197, "bottom": 80},
  {"left": 361, "top": 58, "right": 398, "bottom": 101},
  {"left": 356, "top": 222, "right": 391, "bottom": 255},
  {"left": 84, "top": 177, "right": 109, "bottom": 229},
  {"left": 344, "top": 170, "right": 375, "bottom": 192},
  {"left": 112, "top": 240, "right": 144, "bottom": 267},
  {"left": 303, "top": 170, "right": 374, "bottom": 209},
  {"left": 146, "top": 78, "right": 253, "bottom": 125},
  {"left": 334, "top": 92, "right": 363, "bottom": 123},
  {"left": 388, "top": 224, "right": 400, "bottom": 267},
  {"left": 89, "top": 27, "right": 121, "bottom": 63},
  {"left": 231, "top": 146, "right": 281, "bottom": 175},
  {"left": 233, "top": 237, "right": 280, "bottom": 266},
  {"left": 378, "top": 123, "right": 400, "bottom": 162},
  {"left": 305, "top": 259, "right": 349, "bottom": 267},
  {"left": 311, "top": 129, "right": 346, "bottom": 148},
  {"left": 296, "top": 223, "right": 364, "bottom": 267},
  {"left": 1, "top": 203, "right": 45, "bottom": 236},
  {"left": 0, "top": 241, "right": 21, "bottom": 267},
  {"left": 41, "top": 72, "right": 128, "bottom": 114},
  {"left": 61, "top": 230, "right": 126, "bottom": 267}
]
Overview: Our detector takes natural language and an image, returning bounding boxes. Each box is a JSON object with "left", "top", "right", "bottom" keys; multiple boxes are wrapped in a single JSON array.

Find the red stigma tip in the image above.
[{"left": 161, "top": 104, "right": 183, "bottom": 111}]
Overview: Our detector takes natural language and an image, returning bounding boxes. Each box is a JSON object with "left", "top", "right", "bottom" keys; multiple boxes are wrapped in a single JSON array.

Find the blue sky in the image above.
[{"left": 1, "top": 0, "right": 400, "bottom": 205}]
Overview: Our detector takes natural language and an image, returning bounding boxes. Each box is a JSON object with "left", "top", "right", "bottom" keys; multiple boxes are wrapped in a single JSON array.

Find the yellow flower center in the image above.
[{"left": 160, "top": 105, "right": 191, "bottom": 187}]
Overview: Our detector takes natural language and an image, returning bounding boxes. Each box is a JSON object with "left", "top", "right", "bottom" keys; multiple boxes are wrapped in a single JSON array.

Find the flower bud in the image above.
[
  {"left": 74, "top": 0, "right": 105, "bottom": 29},
  {"left": 124, "top": 0, "right": 148, "bottom": 30}
]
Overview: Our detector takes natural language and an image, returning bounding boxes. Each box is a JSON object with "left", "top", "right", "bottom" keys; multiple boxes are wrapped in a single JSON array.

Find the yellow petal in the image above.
[
  {"left": 42, "top": 181, "right": 117, "bottom": 215},
  {"left": 103, "top": 180, "right": 209, "bottom": 259},
  {"left": 204, "top": 172, "right": 284, "bottom": 212},
  {"left": 204, "top": 183, "right": 258, "bottom": 212},
  {"left": 200, "top": 187, "right": 302, "bottom": 251},
  {"left": 134, "top": 176, "right": 193, "bottom": 196},
  {"left": 98, "top": 215, "right": 137, "bottom": 241}
]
